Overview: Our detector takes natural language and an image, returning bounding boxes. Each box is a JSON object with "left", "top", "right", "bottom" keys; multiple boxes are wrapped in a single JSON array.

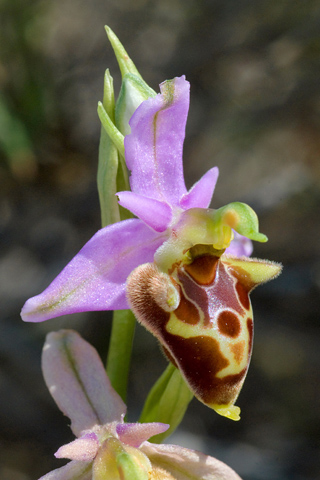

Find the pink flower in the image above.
[
  {"left": 21, "top": 76, "right": 253, "bottom": 324},
  {"left": 21, "top": 76, "right": 281, "bottom": 419},
  {"left": 39, "top": 329, "right": 242, "bottom": 480}
]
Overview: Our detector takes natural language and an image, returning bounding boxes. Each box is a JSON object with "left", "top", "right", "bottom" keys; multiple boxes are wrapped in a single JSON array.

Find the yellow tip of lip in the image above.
[{"left": 213, "top": 404, "right": 241, "bottom": 421}]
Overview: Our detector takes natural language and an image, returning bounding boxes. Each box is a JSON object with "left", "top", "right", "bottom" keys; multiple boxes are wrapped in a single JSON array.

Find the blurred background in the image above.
[{"left": 1, "top": 0, "right": 320, "bottom": 478}]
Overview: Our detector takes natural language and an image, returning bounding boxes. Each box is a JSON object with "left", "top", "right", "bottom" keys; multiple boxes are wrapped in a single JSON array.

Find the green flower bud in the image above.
[
  {"left": 97, "top": 27, "right": 156, "bottom": 225},
  {"left": 115, "top": 73, "right": 156, "bottom": 136},
  {"left": 93, "top": 437, "right": 151, "bottom": 480}
]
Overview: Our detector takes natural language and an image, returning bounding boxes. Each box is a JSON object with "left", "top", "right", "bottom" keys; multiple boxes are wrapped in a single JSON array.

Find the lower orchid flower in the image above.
[
  {"left": 21, "top": 75, "right": 281, "bottom": 420},
  {"left": 40, "top": 329, "right": 242, "bottom": 480}
]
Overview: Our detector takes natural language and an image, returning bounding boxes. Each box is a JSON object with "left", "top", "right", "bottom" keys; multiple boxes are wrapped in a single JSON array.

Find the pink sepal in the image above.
[
  {"left": 55, "top": 433, "right": 99, "bottom": 461},
  {"left": 21, "top": 219, "right": 164, "bottom": 322},
  {"left": 125, "top": 76, "right": 189, "bottom": 206},
  {"left": 226, "top": 231, "right": 253, "bottom": 257},
  {"left": 116, "top": 422, "right": 169, "bottom": 448},
  {"left": 42, "top": 330, "right": 126, "bottom": 437},
  {"left": 38, "top": 460, "right": 92, "bottom": 480}
]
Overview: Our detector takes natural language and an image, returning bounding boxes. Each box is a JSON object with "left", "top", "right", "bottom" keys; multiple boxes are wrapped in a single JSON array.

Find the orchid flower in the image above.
[
  {"left": 20, "top": 76, "right": 265, "bottom": 322},
  {"left": 21, "top": 75, "right": 281, "bottom": 420},
  {"left": 40, "top": 329, "right": 242, "bottom": 480}
]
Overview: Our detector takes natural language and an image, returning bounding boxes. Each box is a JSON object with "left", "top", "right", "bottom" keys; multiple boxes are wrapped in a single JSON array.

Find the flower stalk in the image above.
[
  {"left": 106, "top": 309, "right": 136, "bottom": 402},
  {"left": 97, "top": 40, "right": 137, "bottom": 402}
]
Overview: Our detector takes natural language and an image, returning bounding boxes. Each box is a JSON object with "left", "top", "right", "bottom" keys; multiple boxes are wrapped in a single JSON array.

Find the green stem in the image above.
[
  {"left": 106, "top": 310, "right": 136, "bottom": 402},
  {"left": 97, "top": 70, "right": 134, "bottom": 402}
]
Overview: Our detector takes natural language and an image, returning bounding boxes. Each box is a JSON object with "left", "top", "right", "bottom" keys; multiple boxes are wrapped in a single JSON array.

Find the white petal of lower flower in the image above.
[{"left": 141, "top": 442, "right": 242, "bottom": 480}]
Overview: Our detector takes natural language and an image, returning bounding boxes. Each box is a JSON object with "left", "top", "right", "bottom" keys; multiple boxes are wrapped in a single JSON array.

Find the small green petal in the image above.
[{"left": 154, "top": 202, "right": 267, "bottom": 273}]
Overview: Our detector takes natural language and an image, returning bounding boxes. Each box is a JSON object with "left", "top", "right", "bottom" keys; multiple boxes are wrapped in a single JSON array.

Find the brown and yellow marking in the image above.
[
  {"left": 228, "top": 265, "right": 255, "bottom": 292},
  {"left": 231, "top": 340, "right": 245, "bottom": 364},
  {"left": 174, "top": 288, "right": 200, "bottom": 326},
  {"left": 205, "top": 261, "right": 246, "bottom": 316},
  {"left": 217, "top": 310, "right": 241, "bottom": 338},
  {"left": 163, "top": 334, "right": 234, "bottom": 405},
  {"left": 177, "top": 269, "right": 210, "bottom": 326},
  {"left": 224, "top": 255, "right": 282, "bottom": 290},
  {"left": 184, "top": 255, "right": 219, "bottom": 285},
  {"left": 203, "top": 368, "right": 247, "bottom": 406},
  {"left": 235, "top": 280, "right": 250, "bottom": 310},
  {"left": 247, "top": 317, "right": 254, "bottom": 352}
]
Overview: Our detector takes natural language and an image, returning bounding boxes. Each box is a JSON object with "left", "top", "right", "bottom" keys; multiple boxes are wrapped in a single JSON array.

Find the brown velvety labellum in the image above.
[
  {"left": 127, "top": 254, "right": 255, "bottom": 415},
  {"left": 162, "top": 334, "right": 243, "bottom": 405},
  {"left": 127, "top": 263, "right": 170, "bottom": 332},
  {"left": 164, "top": 328, "right": 247, "bottom": 405}
]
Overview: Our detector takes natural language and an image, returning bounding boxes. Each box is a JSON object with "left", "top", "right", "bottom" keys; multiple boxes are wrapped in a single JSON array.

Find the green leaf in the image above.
[
  {"left": 97, "top": 101, "right": 125, "bottom": 159},
  {"left": 140, "top": 363, "right": 193, "bottom": 443},
  {"left": 106, "top": 310, "right": 136, "bottom": 402},
  {"left": 105, "top": 26, "right": 142, "bottom": 79}
]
